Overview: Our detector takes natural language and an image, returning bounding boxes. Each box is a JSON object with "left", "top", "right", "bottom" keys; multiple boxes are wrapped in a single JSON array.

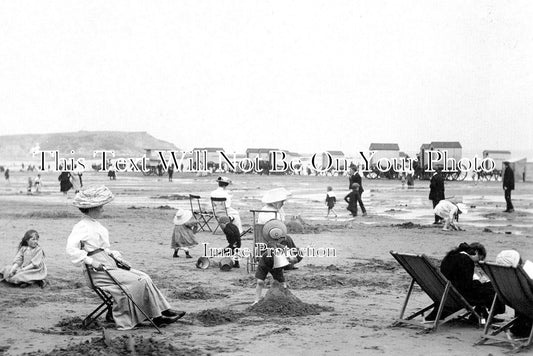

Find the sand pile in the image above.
[
  {"left": 22, "top": 335, "right": 205, "bottom": 356},
  {"left": 248, "top": 282, "right": 333, "bottom": 316},
  {"left": 169, "top": 286, "right": 228, "bottom": 300},
  {"left": 30, "top": 316, "right": 110, "bottom": 336},
  {"left": 195, "top": 308, "right": 245, "bottom": 326}
]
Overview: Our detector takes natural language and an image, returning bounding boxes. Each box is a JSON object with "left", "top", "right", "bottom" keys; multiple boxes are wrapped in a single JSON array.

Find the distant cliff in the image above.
[{"left": 0, "top": 131, "right": 177, "bottom": 160}]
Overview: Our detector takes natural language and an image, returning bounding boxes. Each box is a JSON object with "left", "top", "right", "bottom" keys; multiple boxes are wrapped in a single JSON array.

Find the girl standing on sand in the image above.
[
  {"left": 0, "top": 230, "right": 47, "bottom": 287},
  {"left": 170, "top": 209, "right": 198, "bottom": 258},
  {"left": 325, "top": 186, "right": 338, "bottom": 218}
]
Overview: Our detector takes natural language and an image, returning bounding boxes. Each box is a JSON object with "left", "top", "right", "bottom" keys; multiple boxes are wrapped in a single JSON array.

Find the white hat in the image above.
[
  {"left": 261, "top": 188, "right": 292, "bottom": 204},
  {"left": 73, "top": 186, "right": 114, "bottom": 208},
  {"left": 173, "top": 209, "right": 193, "bottom": 225},
  {"left": 216, "top": 176, "right": 231, "bottom": 184},
  {"left": 496, "top": 250, "right": 520, "bottom": 267},
  {"left": 456, "top": 203, "right": 468, "bottom": 214}
]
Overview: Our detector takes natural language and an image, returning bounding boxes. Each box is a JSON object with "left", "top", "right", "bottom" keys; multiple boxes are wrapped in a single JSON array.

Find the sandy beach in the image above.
[{"left": 0, "top": 170, "right": 532, "bottom": 355}]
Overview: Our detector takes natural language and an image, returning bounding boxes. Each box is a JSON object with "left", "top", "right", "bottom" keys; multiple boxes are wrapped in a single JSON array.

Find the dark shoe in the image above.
[
  {"left": 162, "top": 309, "right": 186, "bottom": 319},
  {"left": 19, "top": 283, "right": 30, "bottom": 288},
  {"left": 153, "top": 315, "right": 179, "bottom": 327},
  {"left": 508, "top": 209, "right": 515, "bottom": 213},
  {"left": 185, "top": 253, "right": 192, "bottom": 259},
  {"left": 233, "top": 261, "right": 240, "bottom": 268},
  {"left": 173, "top": 250, "right": 179, "bottom": 258}
]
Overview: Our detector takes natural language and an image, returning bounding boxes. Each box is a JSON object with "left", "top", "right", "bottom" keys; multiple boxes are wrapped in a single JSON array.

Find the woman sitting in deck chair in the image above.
[
  {"left": 66, "top": 186, "right": 185, "bottom": 330},
  {"left": 427, "top": 242, "right": 505, "bottom": 321}
]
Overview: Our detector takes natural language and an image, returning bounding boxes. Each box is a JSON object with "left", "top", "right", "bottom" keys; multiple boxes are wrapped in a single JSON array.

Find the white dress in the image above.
[{"left": 66, "top": 217, "right": 171, "bottom": 330}]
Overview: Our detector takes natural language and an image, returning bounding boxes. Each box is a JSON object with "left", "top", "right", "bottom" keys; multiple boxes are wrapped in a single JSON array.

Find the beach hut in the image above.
[
  {"left": 320, "top": 151, "right": 346, "bottom": 171},
  {"left": 482, "top": 150, "right": 511, "bottom": 172},
  {"left": 368, "top": 143, "right": 400, "bottom": 166},
  {"left": 506, "top": 157, "right": 527, "bottom": 182}
]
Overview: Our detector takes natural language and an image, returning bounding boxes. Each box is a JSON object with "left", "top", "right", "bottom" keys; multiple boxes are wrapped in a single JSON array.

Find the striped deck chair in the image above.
[
  {"left": 390, "top": 251, "right": 481, "bottom": 332},
  {"left": 475, "top": 262, "right": 533, "bottom": 353}
]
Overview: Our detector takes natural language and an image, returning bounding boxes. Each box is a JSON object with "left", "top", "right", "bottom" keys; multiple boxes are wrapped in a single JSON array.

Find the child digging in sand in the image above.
[{"left": 252, "top": 220, "right": 299, "bottom": 305}]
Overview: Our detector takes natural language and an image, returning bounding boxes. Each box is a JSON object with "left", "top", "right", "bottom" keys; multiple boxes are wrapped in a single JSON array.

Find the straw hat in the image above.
[
  {"left": 262, "top": 219, "right": 287, "bottom": 242},
  {"left": 173, "top": 209, "right": 193, "bottom": 225},
  {"left": 456, "top": 203, "right": 468, "bottom": 214},
  {"left": 73, "top": 186, "right": 114, "bottom": 208},
  {"left": 216, "top": 176, "right": 231, "bottom": 184},
  {"left": 261, "top": 188, "right": 292, "bottom": 204},
  {"left": 496, "top": 250, "right": 520, "bottom": 267}
]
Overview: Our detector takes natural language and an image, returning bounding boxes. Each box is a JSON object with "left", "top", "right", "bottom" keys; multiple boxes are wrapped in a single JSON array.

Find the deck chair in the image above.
[
  {"left": 475, "top": 262, "right": 533, "bottom": 353},
  {"left": 210, "top": 197, "right": 229, "bottom": 234},
  {"left": 246, "top": 210, "right": 278, "bottom": 273},
  {"left": 189, "top": 194, "right": 214, "bottom": 232},
  {"left": 82, "top": 264, "right": 114, "bottom": 327},
  {"left": 390, "top": 251, "right": 480, "bottom": 332}
]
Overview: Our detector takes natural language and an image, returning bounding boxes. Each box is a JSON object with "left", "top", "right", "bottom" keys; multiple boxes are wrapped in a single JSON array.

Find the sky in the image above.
[{"left": 1, "top": 1, "right": 532, "bottom": 158}]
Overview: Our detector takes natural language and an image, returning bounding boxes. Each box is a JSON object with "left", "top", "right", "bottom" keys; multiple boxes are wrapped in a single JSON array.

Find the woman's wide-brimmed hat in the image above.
[
  {"left": 173, "top": 209, "right": 193, "bottom": 225},
  {"left": 262, "top": 219, "right": 287, "bottom": 242},
  {"left": 456, "top": 203, "right": 468, "bottom": 214},
  {"left": 216, "top": 176, "right": 231, "bottom": 184},
  {"left": 261, "top": 188, "right": 292, "bottom": 204},
  {"left": 73, "top": 186, "right": 114, "bottom": 208}
]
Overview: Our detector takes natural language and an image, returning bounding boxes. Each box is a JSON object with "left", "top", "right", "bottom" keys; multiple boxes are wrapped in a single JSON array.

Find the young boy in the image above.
[
  {"left": 344, "top": 183, "right": 361, "bottom": 217},
  {"left": 252, "top": 220, "right": 299, "bottom": 305},
  {"left": 218, "top": 216, "right": 241, "bottom": 268}
]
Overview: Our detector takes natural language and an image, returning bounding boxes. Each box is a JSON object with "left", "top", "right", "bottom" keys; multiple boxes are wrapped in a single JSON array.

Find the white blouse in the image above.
[{"left": 66, "top": 217, "right": 119, "bottom": 266}]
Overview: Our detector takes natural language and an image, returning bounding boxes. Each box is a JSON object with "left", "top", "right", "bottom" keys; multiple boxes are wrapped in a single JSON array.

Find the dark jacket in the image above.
[
  {"left": 503, "top": 166, "right": 515, "bottom": 190},
  {"left": 349, "top": 172, "right": 364, "bottom": 193},
  {"left": 429, "top": 172, "right": 445, "bottom": 201},
  {"left": 222, "top": 223, "right": 241, "bottom": 249}
]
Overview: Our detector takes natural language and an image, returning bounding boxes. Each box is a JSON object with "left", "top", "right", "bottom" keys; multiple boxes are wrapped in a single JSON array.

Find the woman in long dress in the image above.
[
  {"left": 66, "top": 186, "right": 185, "bottom": 330},
  {"left": 0, "top": 230, "right": 47, "bottom": 287},
  {"left": 171, "top": 209, "right": 198, "bottom": 258}
]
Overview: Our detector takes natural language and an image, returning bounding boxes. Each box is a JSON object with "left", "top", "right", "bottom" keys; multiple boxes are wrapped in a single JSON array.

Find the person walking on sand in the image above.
[
  {"left": 348, "top": 166, "right": 367, "bottom": 216},
  {"left": 429, "top": 167, "right": 445, "bottom": 224},
  {"left": 502, "top": 161, "right": 515, "bottom": 213},
  {"left": 345, "top": 183, "right": 361, "bottom": 217},
  {"left": 325, "top": 186, "right": 338, "bottom": 218}
]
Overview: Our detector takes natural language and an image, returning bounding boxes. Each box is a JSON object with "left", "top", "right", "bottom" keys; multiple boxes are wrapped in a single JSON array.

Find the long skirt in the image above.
[{"left": 85, "top": 252, "right": 171, "bottom": 330}]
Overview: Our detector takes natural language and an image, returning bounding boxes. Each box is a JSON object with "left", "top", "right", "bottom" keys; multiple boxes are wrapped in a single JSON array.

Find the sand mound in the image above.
[
  {"left": 22, "top": 335, "right": 205, "bottom": 356},
  {"left": 248, "top": 282, "right": 333, "bottom": 316},
  {"left": 169, "top": 286, "right": 228, "bottom": 300},
  {"left": 195, "top": 308, "right": 245, "bottom": 326},
  {"left": 29, "top": 316, "right": 111, "bottom": 336}
]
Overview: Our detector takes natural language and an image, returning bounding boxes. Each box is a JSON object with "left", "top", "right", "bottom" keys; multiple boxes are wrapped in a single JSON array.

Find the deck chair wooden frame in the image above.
[
  {"left": 390, "top": 251, "right": 481, "bottom": 332},
  {"left": 189, "top": 194, "right": 214, "bottom": 232},
  {"left": 210, "top": 197, "right": 229, "bottom": 234},
  {"left": 82, "top": 264, "right": 114, "bottom": 328},
  {"left": 475, "top": 262, "right": 533, "bottom": 353},
  {"left": 246, "top": 210, "right": 279, "bottom": 273}
]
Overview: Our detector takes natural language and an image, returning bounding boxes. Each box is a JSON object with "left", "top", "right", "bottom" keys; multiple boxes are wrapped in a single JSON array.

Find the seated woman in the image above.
[
  {"left": 257, "top": 188, "right": 292, "bottom": 224},
  {"left": 210, "top": 176, "right": 242, "bottom": 233},
  {"left": 496, "top": 250, "right": 533, "bottom": 337},
  {"left": 437, "top": 242, "right": 505, "bottom": 319},
  {"left": 66, "top": 186, "right": 185, "bottom": 330},
  {"left": 0, "top": 230, "right": 47, "bottom": 288}
]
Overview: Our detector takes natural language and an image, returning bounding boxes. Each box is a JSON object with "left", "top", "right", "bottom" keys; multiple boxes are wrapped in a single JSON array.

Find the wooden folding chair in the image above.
[
  {"left": 82, "top": 264, "right": 114, "bottom": 327},
  {"left": 246, "top": 210, "right": 278, "bottom": 273},
  {"left": 189, "top": 194, "right": 214, "bottom": 232},
  {"left": 475, "top": 262, "right": 533, "bottom": 353},
  {"left": 210, "top": 197, "right": 229, "bottom": 234},
  {"left": 390, "top": 251, "right": 481, "bottom": 332}
]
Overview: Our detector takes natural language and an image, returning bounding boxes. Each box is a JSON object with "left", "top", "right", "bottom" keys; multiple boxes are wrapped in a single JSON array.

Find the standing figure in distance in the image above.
[
  {"left": 429, "top": 167, "right": 445, "bottom": 224},
  {"left": 502, "top": 161, "right": 515, "bottom": 213}
]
